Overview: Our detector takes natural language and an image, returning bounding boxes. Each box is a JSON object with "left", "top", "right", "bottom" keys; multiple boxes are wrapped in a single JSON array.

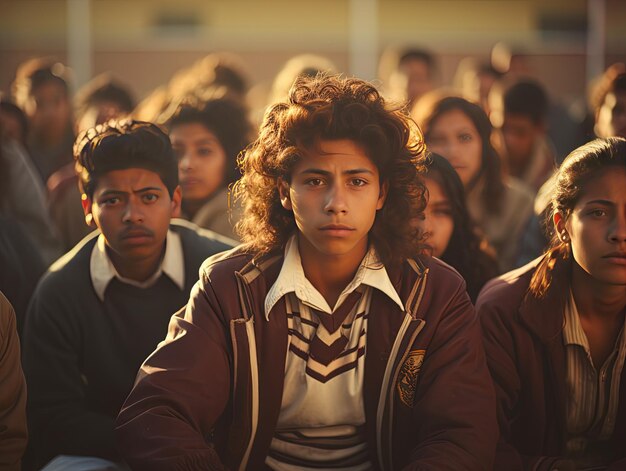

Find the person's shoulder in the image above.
[
  {"left": 38, "top": 232, "right": 99, "bottom": 293},
  {"left": 505, "top": 176, "right": 535, "bottom": 205},
  {"left": 417, "top": 255, "right": 467, "bottom": 293},
  {"left": 476, "top": 257, "right": 540, "bottom": 312},
  {"left": 172, "top": 218, "right": 237, "bottom": 253}
]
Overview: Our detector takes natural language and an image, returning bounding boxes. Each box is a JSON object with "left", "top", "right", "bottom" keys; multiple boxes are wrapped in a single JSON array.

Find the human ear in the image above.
[
  {"left": 553, "top": 211, "right": 569, "bottom": 243},
  {"left": 170, "top": 186, "right": 182, "bottom": 218},
  {"left": 376, "top": 180, "right": 389, "bottom": 210},
  {"left": 81, "top": 194, "right": 95, "bottom": 227},
  {"left": 278, "top": 178, "right": 292, "bottom": 211}
]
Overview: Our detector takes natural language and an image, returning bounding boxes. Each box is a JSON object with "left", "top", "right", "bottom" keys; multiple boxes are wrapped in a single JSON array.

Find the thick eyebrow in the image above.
[
  {"left": 298, "top": 168, "right": 376, "bottom": 176},
  {"left": 582, "top": 199, "right": 614, "bottom": 207},
  {"left": 98, "top": 187, "right": 163, "bottom": 197}
]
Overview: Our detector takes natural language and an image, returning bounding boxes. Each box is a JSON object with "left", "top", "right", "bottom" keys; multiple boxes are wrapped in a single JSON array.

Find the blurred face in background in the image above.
[
  {"left": 396, "top": 58, "right": 432, "bottom": 105},
  {"left": 171, "top": 122, "right": 228, "bottom": 202},
  {"left": 417, "top": 176, "right": 454, "bottom": 258},
  {"left": 26, "top": 81, "right": 71, "bottom": 142},
  {"left": 427, "top": 109, "right": 483, "bottom": 187},
  {"left": 596, "top": 91, "right": 626, "bottom": 139},
  {"left": 502, "top": 113, "right": 543, "bottom": 173}
]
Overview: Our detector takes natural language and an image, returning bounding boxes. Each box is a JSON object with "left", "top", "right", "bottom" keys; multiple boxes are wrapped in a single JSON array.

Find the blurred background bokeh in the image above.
[{"left": 2, "top": 0, "right": 625, "bottom": 108}]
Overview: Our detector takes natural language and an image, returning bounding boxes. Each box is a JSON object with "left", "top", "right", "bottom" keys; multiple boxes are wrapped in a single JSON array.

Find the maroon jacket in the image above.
[
  {"left": 478, "top": 257, "right": 626, "bottom": 471},
  {"left": 115, "top": 247, "right": 497, "bottom": 470}
]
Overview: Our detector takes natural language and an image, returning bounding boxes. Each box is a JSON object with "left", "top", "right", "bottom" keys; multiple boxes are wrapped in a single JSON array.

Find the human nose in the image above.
[
  {"left": 178, "top": 151, "right": 193, "bottom": 171},
  {"left": 324, "top": 183, "right": 348, "bottom": 214},
  {"left": 609, "top": 210, "right": 626, "bottom": 243},
  {"left": 122, "top": 198, "right": 144, "bottom": 224}
]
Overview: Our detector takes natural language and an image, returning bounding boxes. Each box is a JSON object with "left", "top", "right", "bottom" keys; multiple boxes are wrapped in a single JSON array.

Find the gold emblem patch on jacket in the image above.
[{"left": 397, "top": 349, "right": 425, "bottom": 408}]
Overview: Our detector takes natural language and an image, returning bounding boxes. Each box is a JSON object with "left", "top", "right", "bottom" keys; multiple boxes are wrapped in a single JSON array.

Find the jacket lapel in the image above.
[{"left": 519, "top": 259, "right": 569, "bottom": 449}]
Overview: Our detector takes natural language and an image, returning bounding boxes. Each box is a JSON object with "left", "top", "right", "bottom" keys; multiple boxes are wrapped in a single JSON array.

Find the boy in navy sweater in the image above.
[{"left": 22, "top": 120, "right": 233, "bottom": 470}]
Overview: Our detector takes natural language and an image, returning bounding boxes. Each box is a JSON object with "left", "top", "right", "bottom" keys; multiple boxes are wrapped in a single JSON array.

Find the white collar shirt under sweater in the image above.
[
  {"left": 90, "top": 230, "right": 184, "bottom": 301},
  {"left": 264, "top": 236, "right": 404, "bottom": 471}
]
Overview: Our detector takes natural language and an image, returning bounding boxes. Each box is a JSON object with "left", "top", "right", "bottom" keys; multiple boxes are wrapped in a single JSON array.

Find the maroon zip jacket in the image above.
[
  {"left": 478, "top": 257, "right": 626, "bottom": 471},
  {"left": 115, "top": 246, "right": 497, "bottom": 470}
]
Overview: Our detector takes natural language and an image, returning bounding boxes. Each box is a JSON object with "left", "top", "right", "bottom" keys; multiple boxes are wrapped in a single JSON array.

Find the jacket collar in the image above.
[
  {"left": 264, "top": 236, "right": 404, "bottom": 319},
  {"left": 519, "top": 256, "right": 571, "bottom": 344}
]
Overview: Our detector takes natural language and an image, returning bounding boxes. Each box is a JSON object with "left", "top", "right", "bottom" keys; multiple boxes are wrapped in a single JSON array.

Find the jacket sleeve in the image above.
[
  {"left": 22, "top": 283, "right": 118, "bottom": 463},
  {"left": 115, "top": 274, "right": 232, "bottom": 471},
  {"left": 403, "top": 282, "right": 498, "bottom": 470},
  {"left": 0, "top": 294, "right": 28, "bottom": 471},
  {"left": 478, "top": 297, "right": 566, "bottom": 471}
]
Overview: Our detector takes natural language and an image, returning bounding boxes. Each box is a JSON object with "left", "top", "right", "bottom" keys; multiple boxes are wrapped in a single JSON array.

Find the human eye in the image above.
[
  {"left": 588, "top": 208, "right": 607, "bottom": 218},
  {"left": 350, "top": 177, "right": 368, "bottom": 187},
  {"left": 142, "top": 193, "right": 159, "bottom": 203},
  {"left": 459, "top": 133, "right": 472, "bottom": 142},
  {"left": 304, "top": 178, "right": 324, "bottom": 186},
  {"left": 100, "top": 196, "right": 120, "bottom": 206},
  {"left": 197, "top": 146, "right": 214, "bottom": 157}
]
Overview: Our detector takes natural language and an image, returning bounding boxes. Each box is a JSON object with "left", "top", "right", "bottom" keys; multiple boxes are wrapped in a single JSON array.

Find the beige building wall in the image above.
[{"left": 1, "top": 0, "right": 625, "bottom": 106}]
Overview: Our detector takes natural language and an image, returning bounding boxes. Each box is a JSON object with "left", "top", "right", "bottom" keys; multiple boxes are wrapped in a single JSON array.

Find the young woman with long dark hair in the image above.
[{"left": 479, "top": 137, "right": 626, "bottom": 470}]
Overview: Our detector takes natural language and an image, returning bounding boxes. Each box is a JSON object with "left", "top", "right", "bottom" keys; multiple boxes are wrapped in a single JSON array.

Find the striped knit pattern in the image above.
[
  {"left": 563, "top": 291, "right": 626, "bottom": 464},
  {"left": 266, "top": 289, "right": 373, "bottom": 470}
]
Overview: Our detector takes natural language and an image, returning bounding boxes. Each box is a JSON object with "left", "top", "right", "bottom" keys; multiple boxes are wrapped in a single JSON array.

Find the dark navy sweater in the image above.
[{"left": 22, "top": 221, "right": 232, "bottom": 467}]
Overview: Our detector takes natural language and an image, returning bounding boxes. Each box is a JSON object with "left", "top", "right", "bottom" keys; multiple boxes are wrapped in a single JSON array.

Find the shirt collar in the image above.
[
  {"left": 264, "top": 235, "right": 404, "bottom": 319},
  {"left": 563, "top": 290, "right": 590, "bottom": 350},
  {"left": 90, "top": 229, "right": 185, "bottom": 301}
]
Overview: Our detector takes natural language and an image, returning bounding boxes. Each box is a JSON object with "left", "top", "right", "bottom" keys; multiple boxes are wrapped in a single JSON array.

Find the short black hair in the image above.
[
  {"left": 74, "top": 120, "right": 178, "bottom": 199},
  {"left": 504, "top": 80, "right": 549, "bottom": 125},
  {"left": 168, "top": 98, "right": 252, "bottom": 184}
]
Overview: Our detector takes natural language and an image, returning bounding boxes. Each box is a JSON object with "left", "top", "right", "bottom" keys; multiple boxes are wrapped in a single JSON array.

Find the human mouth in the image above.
[
  {"left": 602, "top": 252, "right": 626, "bottom": 265},
  {"left": 181, "top": 178, "right": 202, "bottom": 187},
  {"left": 120, "top": 227, "right": 154, "bottom": 243},
  {"left": 319, "top": 223, "right": 356, "bottom": 237}
]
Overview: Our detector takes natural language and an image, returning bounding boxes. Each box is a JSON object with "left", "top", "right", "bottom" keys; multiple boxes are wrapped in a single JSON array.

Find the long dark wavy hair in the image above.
[
  {"left": 421, "top": 96, "right": 506, "bottom": 215},
  {"left": 529, "top": 137, "right": 626, "bottom": 298},
  {"left": 233, "top": 73, "right": 427, "bottom": 266},
  {"left": 425, "top": 153, "right": 498, "bottom": 301}
]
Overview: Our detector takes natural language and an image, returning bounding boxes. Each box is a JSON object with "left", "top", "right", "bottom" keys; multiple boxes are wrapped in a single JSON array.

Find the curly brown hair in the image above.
[{"left": 233, "top": 73, "right": 427, "bottom": 266}]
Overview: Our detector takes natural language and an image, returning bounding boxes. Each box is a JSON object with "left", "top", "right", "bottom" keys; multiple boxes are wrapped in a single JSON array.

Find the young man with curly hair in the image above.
[{"left": 115, "top": 75, "right": 497, "bottom": 470}]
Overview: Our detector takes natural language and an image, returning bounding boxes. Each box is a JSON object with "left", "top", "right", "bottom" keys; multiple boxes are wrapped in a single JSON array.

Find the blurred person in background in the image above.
[
  {"left": 415, "top": 95, "right": 534, "bottom": 272},
  {"left": 594, "top": 68, "right": 626, "bottom": 140},
  {"left": 382, "top": 48, "right": 436, "bottom": 109},
  {"left": 479, "top": 137, "right": 626, "bottom": 471},
  {"left": 0, "top": 108, "right": 62, "bottom": 266},
  {"left": 418, "top": 153, "right": 498, "bottom": 301},
  {"left": 11, "top": 58, "right": 75, "bottom": 185},
  {"left": 453, "top": 57, "right": 502, "bottom": 116},
  {"left": 168, "top": 95, "right": 252, "bottom": 241},
  {"left": 48, "top": 74, "right": 136, "bottom": 252},
  {"left": 133, "top": 52, "right": 249, "bottom": 125},
  {"left": 501, "top": 79, "right": 556, "bottom": 191}
]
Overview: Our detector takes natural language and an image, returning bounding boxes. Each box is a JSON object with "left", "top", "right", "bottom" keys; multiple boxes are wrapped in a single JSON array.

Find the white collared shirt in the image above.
[
  {"left": 264, "top": 235, "right": 404, "bottom": 319},
  {"left": 264, "top": 235, "right": 403, "bottom": 471},
  {"left": 90, "top": 229, "right": 185, "bottom": 301}
]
